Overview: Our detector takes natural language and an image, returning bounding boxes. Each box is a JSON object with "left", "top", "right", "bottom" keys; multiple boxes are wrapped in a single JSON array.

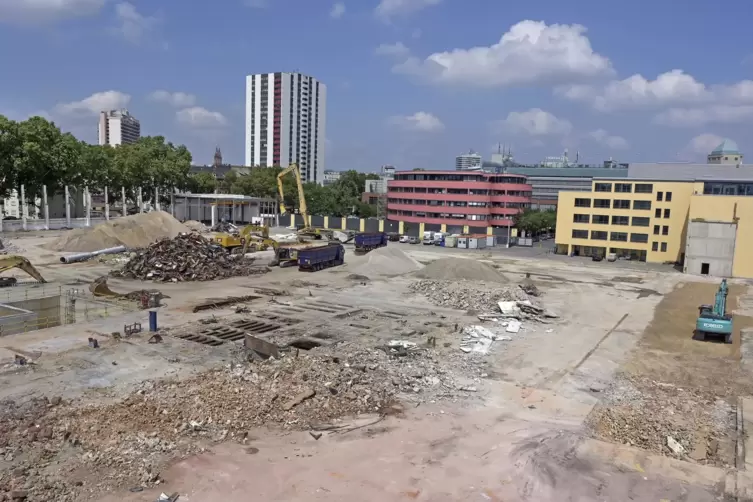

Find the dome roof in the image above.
[{"left": 711, "top": 139, "right": 740, "bottom": 155}]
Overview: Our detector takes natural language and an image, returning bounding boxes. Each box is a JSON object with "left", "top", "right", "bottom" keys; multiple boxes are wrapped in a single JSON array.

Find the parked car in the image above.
[
  {"left": 408, "top": 236, "right": 419, "bottom": 244},
  {"left": 399, "top": 235, "right": 410, "bottom": 243}
]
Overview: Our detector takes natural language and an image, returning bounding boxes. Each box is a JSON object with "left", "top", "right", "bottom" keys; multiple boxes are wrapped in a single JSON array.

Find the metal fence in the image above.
[{"left": 0, "top": 284, "right": 138, "bottom": 336}]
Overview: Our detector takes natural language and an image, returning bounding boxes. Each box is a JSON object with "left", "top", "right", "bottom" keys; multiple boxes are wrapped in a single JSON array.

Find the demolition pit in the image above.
[{"left": 2, "top": 213, "right": 752, "bottom": 501}]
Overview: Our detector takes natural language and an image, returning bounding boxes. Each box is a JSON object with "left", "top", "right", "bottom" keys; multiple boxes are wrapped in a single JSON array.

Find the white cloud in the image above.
[
  {"left": 113, "top": 2, "right": 157, "bottom": 44},
  {"left": 556, "top": 69, "right": 753, "bottom": 127},
  {"left": 375, "top": 0, "right": 441, "bottom": 20},
  {"left": 0, "top": 0, "right": 104, "bottom": 23},
  {"left": 149, "top": 90, "right": 197, "bottom": 108},
  {"left": 556, "top": 70, "right": 712, "bottom": 111},
  {"left": 653, "top": 105, "right": 753, "bottom": 127},
  {"left": 587, "top": 129, "right": 629, "bottom": 149},
  {"left": 375, "top": 42, "right": 410, "bottom": 58},
  {"left": 388, "top": 112, "right": 444, "bottom": 132},
  {"left": 54, "top": 91, "right": 131, "bottom": 116},
  {"left": 686, "top": 133, "right": 724, "bottom": 155},
  {"left": 176, "top": 107, "right": 228, "bottom": 128},
  {"left": 382, "top": 20, "right": 613, "bottom": 87},
  {"left": 330, "top": 2, "right": 345, "bottom": 19},
  {"left": 495, "top": 108, "right": 572, "bottom": 137}
]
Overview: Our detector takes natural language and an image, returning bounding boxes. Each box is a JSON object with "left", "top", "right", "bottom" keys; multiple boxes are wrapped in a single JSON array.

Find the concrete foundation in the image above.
[
  {"left": 0, "top": 294, "right": 62, "bottom": 336},
  {"left": 0, "top": 304, "right": 38, "bottom": 336},
  {"left": 684, "top": 220, "right": 737, "bottom": 277}
]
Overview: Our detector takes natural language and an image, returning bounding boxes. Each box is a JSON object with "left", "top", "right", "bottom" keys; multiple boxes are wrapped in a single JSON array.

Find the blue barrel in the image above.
[{"left": 149, "top": 310, "right": 158, "bottom": 332}]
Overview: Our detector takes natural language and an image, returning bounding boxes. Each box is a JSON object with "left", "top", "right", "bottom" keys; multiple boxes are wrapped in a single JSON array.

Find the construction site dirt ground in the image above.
[{"left": 2, "top": 230, "right": 753, "bottom": 501}]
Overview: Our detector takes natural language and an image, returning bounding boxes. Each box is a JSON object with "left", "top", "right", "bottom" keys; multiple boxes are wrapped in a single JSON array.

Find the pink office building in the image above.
[{"left": 387, "top": 171, "right": 532, "bottom": 232}]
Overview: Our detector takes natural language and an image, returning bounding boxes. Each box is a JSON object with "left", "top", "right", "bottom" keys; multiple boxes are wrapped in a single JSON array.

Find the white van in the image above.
[{"left": 422, "top": 231, "right": 434, "bottom": 245}]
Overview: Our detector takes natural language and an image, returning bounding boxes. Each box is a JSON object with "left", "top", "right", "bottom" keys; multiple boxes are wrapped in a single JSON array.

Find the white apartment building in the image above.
[
  {"left": 455, "top": 150, "right": 483, "bottom": 171},
  {"left": 245, "top": 72, "right": 327, "bottom": 184},
  {"left": 98, "top": 109, "right": 141, "bottom": 146}
]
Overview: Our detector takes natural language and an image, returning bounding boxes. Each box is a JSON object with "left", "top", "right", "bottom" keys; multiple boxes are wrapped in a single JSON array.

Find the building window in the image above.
[
  {"left": 610, "top": 232, "right": 628, "bottom": 242},
  {"left": 653, "top": 225, "right": 660, "bottom": 235},
  {"left": 611, "top": 216, "right": 629, "bottom": 225},
  {"left": 635, "top": 184, "right": 653, "bottom": 194},
  {"left": 654, "top": 208, "right": 662, "bottom": 218},
  {"left": 664, "top": 208, "right": 670, "bottom": 218},
  {"left": 661, "top": 242, "right": 668, "bottom": 252},
  {"left": 575, "top": 198, "right": 591, "bottom": 208},
  {"left": 665, "top": 192, "right": 672, "bottom": 202},
  {"left": 594, "top": 199, "right": 611, "bottom": 209},
  {"left": 652, "top": 242, "right": 658, "bottom": 251},
  {"left": 613, "top": 200, "right": 631, "bottom": 209},
  {"left": 592, "top": 215, "right": 610, "bottom": 224},
  {"left": 615, "top": 183, "right": 632, "bottom": 193},
  {"left": 630, "top": 233, "right": 649, "bottom": 243},
  {"left": 633, "top": 200, "right": 651, "bottom": 210},
  {"left": 657, "top": 191, "right": 663, "bottom": 202},
  {"left": 573, "top": 214, "right": 590, "bottom": 223},
  {"left": 591, "top": 231, "right": 608, "bottom": 240},
  {"left": 632, "top": 217, "right": 650, "bottom": 227},
  {"left": 662, "top": 225, "right": 669, "bottom": 235},
  {"left": 595, "top": 183, "right": 613, "bottom": 192},
  {"left": 572, "top": 229, "right": 589, "bottom": 239}
]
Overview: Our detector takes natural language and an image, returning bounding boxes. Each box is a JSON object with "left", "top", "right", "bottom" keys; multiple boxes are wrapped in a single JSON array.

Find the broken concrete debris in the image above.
[
  {"left": 112, "top": 233, "right": 269, "bottom": 282},
  {"left": 459, "top": 325, "right": 510, "bottom": 355}
]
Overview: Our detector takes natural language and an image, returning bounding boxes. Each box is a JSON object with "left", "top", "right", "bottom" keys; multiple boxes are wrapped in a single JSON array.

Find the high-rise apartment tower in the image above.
[
  {"left": 98, "top": 109, "right": 140, "bottom": 146},
  {"left": 245, "top": 72, "right": 327, "bottom": 184}
]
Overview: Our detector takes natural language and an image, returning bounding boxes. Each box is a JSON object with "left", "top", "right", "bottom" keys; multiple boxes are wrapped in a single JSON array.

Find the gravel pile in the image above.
[
  {"left": 351, "top": 246, "right": 423, "bottom": 277},
  {"left": 0, "top": 342, "right": 483, "bottom": 500},
  {"left": 0, "top": 238, "right": 23, "bottom": 255},
  {"left": 416, "top": 257, "right": 506, "bottom": 282},
  {"left": 112, "top": 233, "right": 269, "bottom": 282},
  {"left": 409, "top": 279, "right": 531, "bottom": 312}
]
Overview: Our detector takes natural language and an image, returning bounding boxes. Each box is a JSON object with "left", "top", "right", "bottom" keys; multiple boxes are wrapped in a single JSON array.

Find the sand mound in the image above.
[
  {"left": 351, "top": 246, "right": 424, "bottom": 277},
  {"left": 45, "top": 211, "right": 190, "bottom": 252},
  {"left": 415, "top": 257, "right": 506, "bottom": 282}
]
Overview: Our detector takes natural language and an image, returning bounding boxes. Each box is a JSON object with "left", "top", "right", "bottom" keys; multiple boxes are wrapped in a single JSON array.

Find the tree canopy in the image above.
[
  {"left": 225, "top": 168, "right": 380, "bottom": 218},
  {"left": 0, "top": 114, "right": 192, "bottom": 200},
  {"left": 0, "top": 113, "right": 382, "bottom": 218},
  {"left": 514, "top": 209, "right": 557, "bottom": 235}
]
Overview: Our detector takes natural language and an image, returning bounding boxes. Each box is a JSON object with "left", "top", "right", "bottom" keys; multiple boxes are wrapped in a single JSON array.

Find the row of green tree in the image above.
[
  {"left": 0, "top": 114, "right": 380, "bottom": 218},
  {"left": 0, "top": 115, "right": 192, "bottom": 201},
  {"left": 190, "top": 168, "right": 381, "bottom": 218}
]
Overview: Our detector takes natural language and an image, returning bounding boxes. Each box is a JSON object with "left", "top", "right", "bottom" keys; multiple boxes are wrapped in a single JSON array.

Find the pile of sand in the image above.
[
  {"left": 45, "top": 211, "right": 190, "bottom": 252},
  {"left": 351, "top": 246, "right": 424, "bottom": 277},
  {"left": 415, "top": 257, "right": 506, "bottom": 282}
]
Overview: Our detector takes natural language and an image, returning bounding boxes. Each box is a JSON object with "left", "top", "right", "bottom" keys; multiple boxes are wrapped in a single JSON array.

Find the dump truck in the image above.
[
  {"left": 354, "top": 232, "right": 388, "bottom": 254},
  {"left": 297, "top": 243, "right": 345, "bottom": 272}
]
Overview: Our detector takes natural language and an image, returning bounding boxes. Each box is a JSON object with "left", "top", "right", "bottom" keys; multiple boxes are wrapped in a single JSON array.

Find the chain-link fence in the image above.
[{"left": 0, "top": 284, "right": 139, "bottom": 337}]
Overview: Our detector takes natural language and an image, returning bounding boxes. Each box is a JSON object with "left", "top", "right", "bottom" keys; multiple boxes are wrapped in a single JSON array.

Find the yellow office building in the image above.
[{"left": 555, "top": 177, "right": 753, "bottom": 279}]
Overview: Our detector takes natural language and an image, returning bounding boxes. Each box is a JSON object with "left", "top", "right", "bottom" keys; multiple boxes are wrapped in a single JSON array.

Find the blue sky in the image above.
[{"left": 0, "top": 0, "right": 751, "bottom": 171}]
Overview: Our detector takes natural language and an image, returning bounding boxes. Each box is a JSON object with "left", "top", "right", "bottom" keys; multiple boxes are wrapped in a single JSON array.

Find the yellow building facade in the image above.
[{"left": 555, "top": 177, "right": 753, "bottom": 278}]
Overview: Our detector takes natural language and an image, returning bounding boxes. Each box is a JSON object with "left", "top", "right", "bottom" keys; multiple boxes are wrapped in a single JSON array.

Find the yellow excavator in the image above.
[
  {"left": 215, "top": 224, "right": 273, "bottom": 254},
  {"left": 277, "top": 164, "right": 332, "bottom": 240},
  {"left": 0, "top": 256, "right": 47, "bottom": 287}
]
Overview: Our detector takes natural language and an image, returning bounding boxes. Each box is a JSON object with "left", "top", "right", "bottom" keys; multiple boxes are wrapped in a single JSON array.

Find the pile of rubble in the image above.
[
  {"left": 0, "top": 237, "right": 23, "bottom": 255},
  {"left": 112, "top": 233, "right": 269, "bottom": 282},
  {"left": 409, "top": 280, "right": 532, "bottom": 312},
  {"left": 587, "top": 374, "right": 735, "bottom": 466},
  {"left": 0, "top": 343, "right": 481, "bottom": 500}
]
